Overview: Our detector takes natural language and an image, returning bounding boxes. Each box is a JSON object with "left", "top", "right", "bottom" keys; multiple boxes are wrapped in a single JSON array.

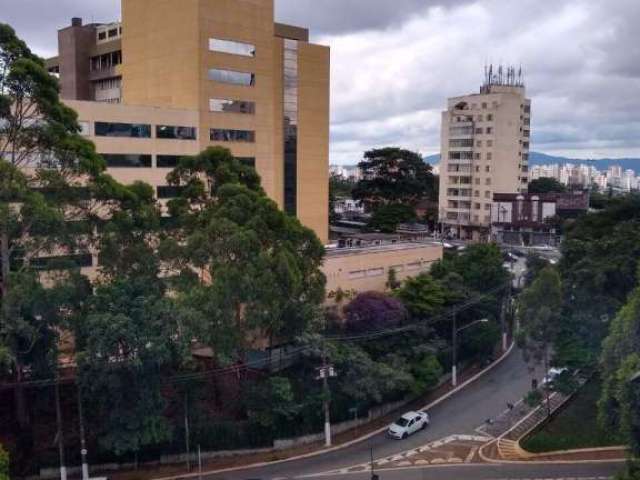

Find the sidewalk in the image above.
[
  {"left": 106, "top": 348, "right": 513, "bottom": 480},
  {"left": 477, "top": 377, "right": 628, "bottom": 464}
]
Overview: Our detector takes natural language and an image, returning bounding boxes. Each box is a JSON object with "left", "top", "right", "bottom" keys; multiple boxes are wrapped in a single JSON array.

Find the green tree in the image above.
[
  {"left": 244, "top": 377, "right": 300, "bottom": 430},
  {"left": 352, "top": 148, "right": 436, "bottom": 212},
  {"left": 395, "top": 273, "right": 446, "bottom": 319},
  {"left": 599, "top": 281, "right": 640, "bottom": 456},
  {"left": 517, "top": 267, "right": 563, "bottom": 414},
  {"left": 386, "top": 267, "right": 400, "bottom": 291},
  {"left": 0, "top": 444, "right": 7, "bottom": 480},
  {"left": 368, "top": 203, "right": 416, "bottom": 233},
  {"left": 528, "top": 177, "right": 567, "bottom": 194},
  {"left": 76, "top": 277, "right": 192, "bottom": 456},
  {"left": 166, "top": 147, "right": 326, "bottom": 360},
  {"left": 558, "top": 194, "right": 640, "bottom": 369},
  {"left": 411, "top": 354, "right": 443, "bottom": 395},
  {"left": 0, "top": 23, "right": 105, "bottom": 429}
]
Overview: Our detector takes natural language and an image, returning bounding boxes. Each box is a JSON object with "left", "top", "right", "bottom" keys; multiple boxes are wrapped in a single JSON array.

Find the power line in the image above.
[{"left": 0, "top": 281, "right": 510, "bottom": 390}]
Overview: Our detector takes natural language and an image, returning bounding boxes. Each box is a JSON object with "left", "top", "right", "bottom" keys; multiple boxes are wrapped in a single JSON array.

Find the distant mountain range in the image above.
[{"left": 424, "top": 152, "right": 640, "bottom": 174}]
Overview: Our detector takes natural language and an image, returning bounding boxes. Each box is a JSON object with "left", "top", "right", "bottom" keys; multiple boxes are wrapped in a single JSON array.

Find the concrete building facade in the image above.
[
  {"left": 46, "top": 0, "right": 329, "bottom": 243},
  {"left": 439, "top": 69, "right": 531, "bottom": 241}
]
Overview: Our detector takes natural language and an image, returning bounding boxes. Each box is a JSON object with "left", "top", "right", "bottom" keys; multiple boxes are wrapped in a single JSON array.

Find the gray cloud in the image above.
[{"left": 4, "top": 0, "right": 640, "bottom": 164}]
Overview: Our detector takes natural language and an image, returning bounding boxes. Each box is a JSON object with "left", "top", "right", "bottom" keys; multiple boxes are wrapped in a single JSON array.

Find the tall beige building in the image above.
[
  {"left": 46, "top": 0, "right": 330, "bottom": 243},
  {"left": 439, "top": 68, "right": 531, "bottom": 241}
]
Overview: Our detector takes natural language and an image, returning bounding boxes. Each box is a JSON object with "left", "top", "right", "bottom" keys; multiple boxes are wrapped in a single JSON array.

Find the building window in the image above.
[
  {"left": 283, "top": 38, "right": 299, "bottom": 216},
  {"left": 102, "top": 154, "right": 152, "bottom": 168},
  {"left": 484, "top": 204, "right": 491, "bottom": 211},
  {"left": 348, "top": 270, "right": 366, "bottom": 280},
  {"left": 487, "top": 114, "right": 493, "bottom": 121},
  {"left": 486, "top": 152, "right": 493, "bottom": 161},
  {"left": 485, "top": 191, "right": 491, "bottom": 199},
  {"left": 474, "top": 203, "right": 481, "bottom": 210},
  {"left": 523, "top": 142, "right": 530, "bottom": 149},
  {"left": 210, "top": 129, "right": 255, "bottom": 143},
  {"left": 474, "top": 215, "right": 480, "bottom": 222},
  {"left": 210, "top": 98, "right": 256, "bottom": 114},
  {"left": 475, "top": 178, "right": 480, "bottom": 185},
  {"left": 367, "top": 268, "right": 385, "bottom": 277},
  {"left": 474, "top": 153, "right": 481, "bottom": 160},
  {"left": 449, "top": 126, "right": 474, "bottom": 136},
  {"left": 487, "top": 140, "right": 493, "bottom": 147},
  {"left": 449, "top": 151, "right": 473, "bottom": 160},
  {"left": 449, "top": 139, "right": 474, "bottom": 148},
  {"left": 485, "top": 178, "right": 492, "bottom": 185},
  {"left": 209, "top": 38, "right": 256, "bottom": 57},
  {"left": 482, "top": 102, "right": 487, "bottom": 109},
  {"left": 95, "top": 122, "right": 151, "bottom": 138},
  {"left": 524, "top": 105, "right": 531, "bottom": 113},
  {"left": 475, "top": 166, "right": 480, "bottom": 173},
  {"left": 236, "top": 157, "right": 256, "bottom": 168},
  {"left": 156, "top": 125, "right": 197, "bottom": 140},
  {"left": 157, "top": 186, "right": 186, "bottom": 199},
  {"left": 523, "top": 130, "right": 530, "bottom": 137},
  {"left": 31, "top": 254, "right": 93, "bottom": 271},
  {"left": 486, "top": 127, "right": 493, "bottom": 134},
  {"left": 208, "top": 68, "right": 255, "bottom": 86},
  {"left": 476, "top": 140, "right": 482, "bottom": 147},
  {"left": 475, "top": 128, "right": 483, "bottom": 134},
  {"left": 474, "top": 190, "right": 480, "bottom": 197},
  {"left": 98, "top": 31, "right": 106, "bottom": 40},
  {"left": 485, "top": 165, "right": 491, "bottom": 172},
  {"left": 156, "top": 155, "right": 183, "bottom": 168}
]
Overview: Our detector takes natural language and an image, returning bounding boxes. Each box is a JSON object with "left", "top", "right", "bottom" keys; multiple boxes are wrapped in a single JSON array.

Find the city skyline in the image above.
[{"left": 6, "top": 0, "right": 640, "bottom": 165}]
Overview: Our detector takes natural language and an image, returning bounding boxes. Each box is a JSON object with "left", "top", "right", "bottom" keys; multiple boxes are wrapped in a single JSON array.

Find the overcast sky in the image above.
[{"left": 4, "top": 0, "right": 640, "bottom": 164}]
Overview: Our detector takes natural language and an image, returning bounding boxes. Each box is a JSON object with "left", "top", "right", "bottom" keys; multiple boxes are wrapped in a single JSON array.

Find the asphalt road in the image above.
[
  {"left": 301, "top": 461, "right": 624, "bottom": 480},
  {"left": 202, "top": 348, "right": 564, "bottom": 480}
]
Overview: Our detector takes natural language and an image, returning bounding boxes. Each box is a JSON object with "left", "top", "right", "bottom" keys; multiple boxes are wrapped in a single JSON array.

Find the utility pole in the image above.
[
  {"left": 451, "top": 312, "right": 458, "bottom": 387},
  {"left": 317, "top": 337, "right": 337, "bottom": 447},
  {"left": 77, "top": 388, "right": 89, "bottom": 480},
  {"left": 184, "top": 391, "right": 191, "bottom": 471},
  {"left": 55, "top": 374, "right": 67, "bottom": 480}
]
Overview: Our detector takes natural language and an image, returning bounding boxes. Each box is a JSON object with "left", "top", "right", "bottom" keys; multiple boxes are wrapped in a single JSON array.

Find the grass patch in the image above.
[{"left": 521, "top": 377, "right": 624, "bottom": 453}]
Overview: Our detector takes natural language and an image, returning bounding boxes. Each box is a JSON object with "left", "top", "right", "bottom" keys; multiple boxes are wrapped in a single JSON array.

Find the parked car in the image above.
[{"left": 387, "top": 411, "right": 430, "bottom": 439}]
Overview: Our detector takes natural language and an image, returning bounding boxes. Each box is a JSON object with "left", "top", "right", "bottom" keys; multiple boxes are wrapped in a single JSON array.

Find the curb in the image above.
[{"left": 154, "top": 343, "right": 516, "bottom": 480}]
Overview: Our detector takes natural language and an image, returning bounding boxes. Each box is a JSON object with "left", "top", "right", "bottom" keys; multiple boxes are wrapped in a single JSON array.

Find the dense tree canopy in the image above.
[
  {"left": 599, "top": 280, "right": 640, "bottom": 456},
  {"left": 343, "top": 291, "right": 407, "bottom": 333},
  {"left": 166, "top": 147, "right": 326, "bottom": 358},
  {"left": 368, "top": 203, "right": 416, "bottom": 233},
  {"left": 557, "top": 194, "right": 640, "bottom": 369},
  {"left": 0, "top": 22, "right": 108, "bottom": 430},
  {"left": 528, "top": 177, "right": 567, "bottom": 194},
  {"left": 352, "top": 148, "right": 436, "bottom": 212}
]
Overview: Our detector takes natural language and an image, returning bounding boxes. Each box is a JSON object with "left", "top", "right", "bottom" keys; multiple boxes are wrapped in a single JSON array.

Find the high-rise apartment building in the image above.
[
  {"left": 439, "top": 67, "right": 531, "bottom": 240},
  {"left": 45, "top": 0, "right": 330, "bottom": 243}
]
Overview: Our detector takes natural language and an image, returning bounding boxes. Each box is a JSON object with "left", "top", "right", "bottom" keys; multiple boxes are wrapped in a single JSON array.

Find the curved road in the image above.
[{"left": 194, "top": 349, "right": 625, "bottom": 480}]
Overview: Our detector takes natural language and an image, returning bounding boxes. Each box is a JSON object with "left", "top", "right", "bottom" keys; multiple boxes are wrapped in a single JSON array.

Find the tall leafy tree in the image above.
[
  {"left": 558, "top": 194, "right": 640, "bottom": 369},
  {"left": 0, "top": 23, "right": 105, "bottom": 429},
  {"left": 74, "top": 183, "right": 193, "bottom": 457},
  {"left": 517, "top": 266, "right": 563, "bottom": 413},
  {"left": 599, "top": 280, "right": 640, "bottom": 456},
  {"left": 395, "top": 274, "right": 447, "bottom": 319},
  {"left": 528, "top": 177, "right": 567, "bottom": 194},
  {"left": 165, "top": 147, "right": 326, "bottom": 360},
  {"left": 352, "top": 148, "right": 436, "bottom": 212},
  {"left": 343, "top": 291, "right": 407, "bottom": 333}
]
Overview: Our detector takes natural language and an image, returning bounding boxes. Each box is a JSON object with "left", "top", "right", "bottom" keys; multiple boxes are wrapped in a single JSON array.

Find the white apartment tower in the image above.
[{"left": 439, "top": 66, "right": 531, "bottom": 240}]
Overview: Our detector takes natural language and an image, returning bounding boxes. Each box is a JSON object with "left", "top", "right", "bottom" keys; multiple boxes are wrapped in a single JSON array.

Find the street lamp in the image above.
[{"left": 451, "top": 317, "right": 489, "bottom": 387}]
